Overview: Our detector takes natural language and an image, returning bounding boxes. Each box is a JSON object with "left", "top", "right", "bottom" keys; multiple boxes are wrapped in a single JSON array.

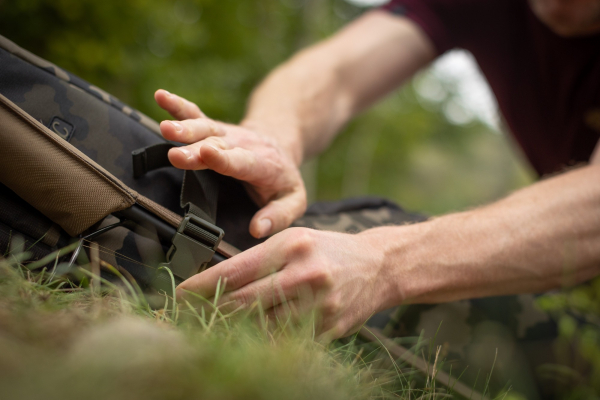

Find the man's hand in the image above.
[
  {"left": 155, "top": 89, "right": 307, "bottom": 238},
  {"left": 153, "top": 12, "right": 435, "bottom": 237},
  {"left": 176, "top": 228, "right": 395, "bottom": 339}
]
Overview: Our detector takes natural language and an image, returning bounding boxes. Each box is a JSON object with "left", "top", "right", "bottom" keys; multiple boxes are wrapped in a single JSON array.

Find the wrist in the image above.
[
  {"left": 358, "top": 224, "right": 426, "bottom": 310},
  {"left": 359, "top": 218, "right": 459, "bottom": 307},
  {"left": 363, "top": 208, "right": 512, "bottom": 306}
]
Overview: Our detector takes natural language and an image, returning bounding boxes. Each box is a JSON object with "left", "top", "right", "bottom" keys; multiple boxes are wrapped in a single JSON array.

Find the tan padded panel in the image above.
[{"left": 0, "top": 94, "right": 137, "bottom": 236}]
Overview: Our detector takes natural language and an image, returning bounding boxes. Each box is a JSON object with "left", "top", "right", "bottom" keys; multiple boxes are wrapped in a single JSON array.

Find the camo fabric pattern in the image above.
[{"left": 292, "top": 196, "right": 428, "bottom": 233}]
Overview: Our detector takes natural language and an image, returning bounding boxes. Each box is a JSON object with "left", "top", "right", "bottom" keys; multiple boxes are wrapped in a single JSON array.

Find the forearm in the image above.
[
  {"left": 241, "top": 11, "right": 435, "bottom": 165},
  {"left": 367, "top": 164, "right": 600, "bottom": 307},
  {"left": 241, "top": 44, "right": 352, "bottom": 166}
]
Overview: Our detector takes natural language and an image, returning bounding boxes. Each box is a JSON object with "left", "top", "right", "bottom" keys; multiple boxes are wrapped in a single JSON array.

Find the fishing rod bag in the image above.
[
  {"left": 0, "top": 35, "right": 425, "bottom": 292},
  {"left": 0, "top": 34, "right": 257, "bottom": 291}
]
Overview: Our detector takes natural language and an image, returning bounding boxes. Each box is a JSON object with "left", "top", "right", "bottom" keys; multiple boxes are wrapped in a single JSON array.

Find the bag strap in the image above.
[
  {"left": 132, "top": 143, "right": 219, "bottom": 224},
  {"left": 132, "top": 143, "right": 238, "bottom": 280},
  {"left": 132, "top": 143, "right": 174, "bottom": 179}
]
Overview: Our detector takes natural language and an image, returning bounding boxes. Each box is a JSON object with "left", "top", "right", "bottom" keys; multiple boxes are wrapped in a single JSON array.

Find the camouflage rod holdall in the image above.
[
  {"left": 0, "top": 34, "right": 262, "bottom": 291},
  {"left": 0, "top": 34, "right": 424, "bottom": 293}
]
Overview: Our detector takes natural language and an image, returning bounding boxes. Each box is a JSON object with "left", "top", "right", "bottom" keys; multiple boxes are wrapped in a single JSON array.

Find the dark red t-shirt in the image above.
[{"left": 382, "top": 0, "right": 600, "bottom": 176}]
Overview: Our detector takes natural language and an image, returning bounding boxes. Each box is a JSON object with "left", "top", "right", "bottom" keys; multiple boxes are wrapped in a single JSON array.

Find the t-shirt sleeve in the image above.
[{"left": 380, "top": 0, "right": 497, "bottom": 55}]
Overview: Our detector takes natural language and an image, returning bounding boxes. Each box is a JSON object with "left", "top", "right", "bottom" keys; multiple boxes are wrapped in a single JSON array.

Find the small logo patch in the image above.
[{"left": 49, "top": 116, "right": 74, "bottom": 141}]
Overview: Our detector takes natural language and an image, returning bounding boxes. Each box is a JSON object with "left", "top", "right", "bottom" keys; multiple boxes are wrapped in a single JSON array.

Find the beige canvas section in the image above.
[{"left": 0, "top": 94, "right": 136, "bottom": 236}]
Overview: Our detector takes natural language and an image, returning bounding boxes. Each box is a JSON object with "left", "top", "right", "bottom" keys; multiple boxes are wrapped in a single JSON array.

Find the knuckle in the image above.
[
  {"left": 264, "top": 145, "right": 280, "bottom": 160},
  {"left": 176, "top": 98, "right": 187, "bottom": 114},
  {"left": 231, "top": 289, "right": 252, "bottom": 306},
  {"left": 321, "top": 304, "right": 336, "bottom": 319},
  {"left": 206, "top": 136, "right": 227, "bottom": 149},
  {"left": 223, "top": 262, "right": 244, "bottom": 290},
  {"left": 309, "top": 266, "right": 334, "bottom": 289},
  {"left": 207, "top": 119, "right": 220, "bottom": 135},
  {"left": 294, "top": 261, "right": 334, "bottom": 295},
  {"left": 286, "top": 228, "right": 317, "bottom": 256},
  {"left": 321, "top": 295, "right": 342, "bottom": 316}
]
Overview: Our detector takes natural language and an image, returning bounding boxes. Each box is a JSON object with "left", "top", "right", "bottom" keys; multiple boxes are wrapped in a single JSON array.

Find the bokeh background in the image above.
[{"left": 0, "top": 0, "right": 535, "bottom": 215}]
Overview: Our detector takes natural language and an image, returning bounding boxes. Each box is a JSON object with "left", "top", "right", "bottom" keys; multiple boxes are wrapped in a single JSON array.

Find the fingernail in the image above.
[
  {"left": 169, "top": 121, "right": 183, "bottom": 132},
  {"left": 258, "top": 219, "right": 272, "bottom": 238},
  {"left": 178, "top": 148, "right": 193, "bottom": 159},
  {"left": 164, "top": 90, "right": 171, "bottom": 97}
]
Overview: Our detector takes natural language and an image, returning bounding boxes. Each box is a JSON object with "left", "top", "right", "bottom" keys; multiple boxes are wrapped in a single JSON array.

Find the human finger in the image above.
[
  {"left": 154, "top": 89, "right": 205, "bottom": 120},
  {"left": 316, "top": 322, "right": 357, "bottom": 342},
  {"left": 264, "top": 298, "right": 317, "bottom": 327},
  {"left": 216, "top": 270, "right": 300, "bottom": 313},
  {"left": 249, "top": 189, "right": 307, "bottom": 238},
  {"left": 159, "top": 118, "right": 225, "bottom": 144},
  {"left": 167, "top": 137, "right": 229, "bottom": 170},
  {"left": 176, "top": 235, "right": 288, "bottom": 301},
  {"left": 199, "top": 145, "right": 263, "bottom": 181}
]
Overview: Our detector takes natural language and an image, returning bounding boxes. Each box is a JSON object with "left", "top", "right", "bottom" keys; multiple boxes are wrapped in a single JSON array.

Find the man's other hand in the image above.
[
  {"left": 176, "top": 227, "right": 394, "bottom": 340},
  {"left": 155, "top": 89, "right": 307, "bottom": 238}
]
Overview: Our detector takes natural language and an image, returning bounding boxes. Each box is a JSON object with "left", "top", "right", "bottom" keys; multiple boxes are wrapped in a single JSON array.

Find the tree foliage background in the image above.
[{"left": 0, "top": 0, "right": 534, "bottom": 215}]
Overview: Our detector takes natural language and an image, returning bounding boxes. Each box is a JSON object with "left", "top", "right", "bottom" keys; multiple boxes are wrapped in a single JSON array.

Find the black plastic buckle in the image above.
[{"left": 163, "top": 214, "right": 224, "bottom": 280}]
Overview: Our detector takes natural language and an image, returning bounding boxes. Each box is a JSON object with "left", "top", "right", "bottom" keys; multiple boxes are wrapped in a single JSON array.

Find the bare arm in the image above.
[
  {"left": 372, "top": 159, "right": 600, "bottom": 307},
  {"left": 241, "top": 10, "right": 436, "bottom": 164}
]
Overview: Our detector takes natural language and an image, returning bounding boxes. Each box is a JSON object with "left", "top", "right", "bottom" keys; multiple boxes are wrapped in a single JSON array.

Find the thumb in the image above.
[{"left": 249, "top": 189, "right": 307, "bottom": 238}]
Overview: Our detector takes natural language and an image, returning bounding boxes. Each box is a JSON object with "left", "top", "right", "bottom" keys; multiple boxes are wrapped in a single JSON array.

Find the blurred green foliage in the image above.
[
  {"left": 536, "top": 277, "right": 600, "bottom": 398},
  {"left": 0, "top": 0, "right": 533, "bottom": 215}
]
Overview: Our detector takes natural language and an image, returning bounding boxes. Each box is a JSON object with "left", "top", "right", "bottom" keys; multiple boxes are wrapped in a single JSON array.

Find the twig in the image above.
[{"left": 358, "top": 326, "right": 490, "bottom": 400}]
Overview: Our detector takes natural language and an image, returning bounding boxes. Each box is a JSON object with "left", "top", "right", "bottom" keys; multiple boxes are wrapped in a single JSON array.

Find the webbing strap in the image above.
[
  {"left": 131, "top": 142, "right": 174, "bottom": 179},
  {"left": 131, "top": 144, "right": 225, "bottom": 279},
  {"left": 131, "top": 144, "right": 219, "bottom": 223},
  {"left": 181, "top": 170, "right": 218, "bottom": 223},
  {"left": 165, "top": 214, "right": 224, "bottom": 279}
]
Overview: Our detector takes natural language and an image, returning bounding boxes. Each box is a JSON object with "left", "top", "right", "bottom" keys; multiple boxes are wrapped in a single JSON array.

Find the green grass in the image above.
[{"left": 0, "top": 250, "right": 456, "bottom": 400}]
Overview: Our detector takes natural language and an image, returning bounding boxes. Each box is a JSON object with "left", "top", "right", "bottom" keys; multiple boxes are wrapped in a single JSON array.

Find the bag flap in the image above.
[{"left": 0, "top": 93, "right": 137, "bottom": 236}]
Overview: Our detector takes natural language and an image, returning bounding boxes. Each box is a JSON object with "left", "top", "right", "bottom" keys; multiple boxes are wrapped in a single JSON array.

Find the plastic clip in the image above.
[{"left": 163, "top": 214, "right": 224, "bottom": 280}]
